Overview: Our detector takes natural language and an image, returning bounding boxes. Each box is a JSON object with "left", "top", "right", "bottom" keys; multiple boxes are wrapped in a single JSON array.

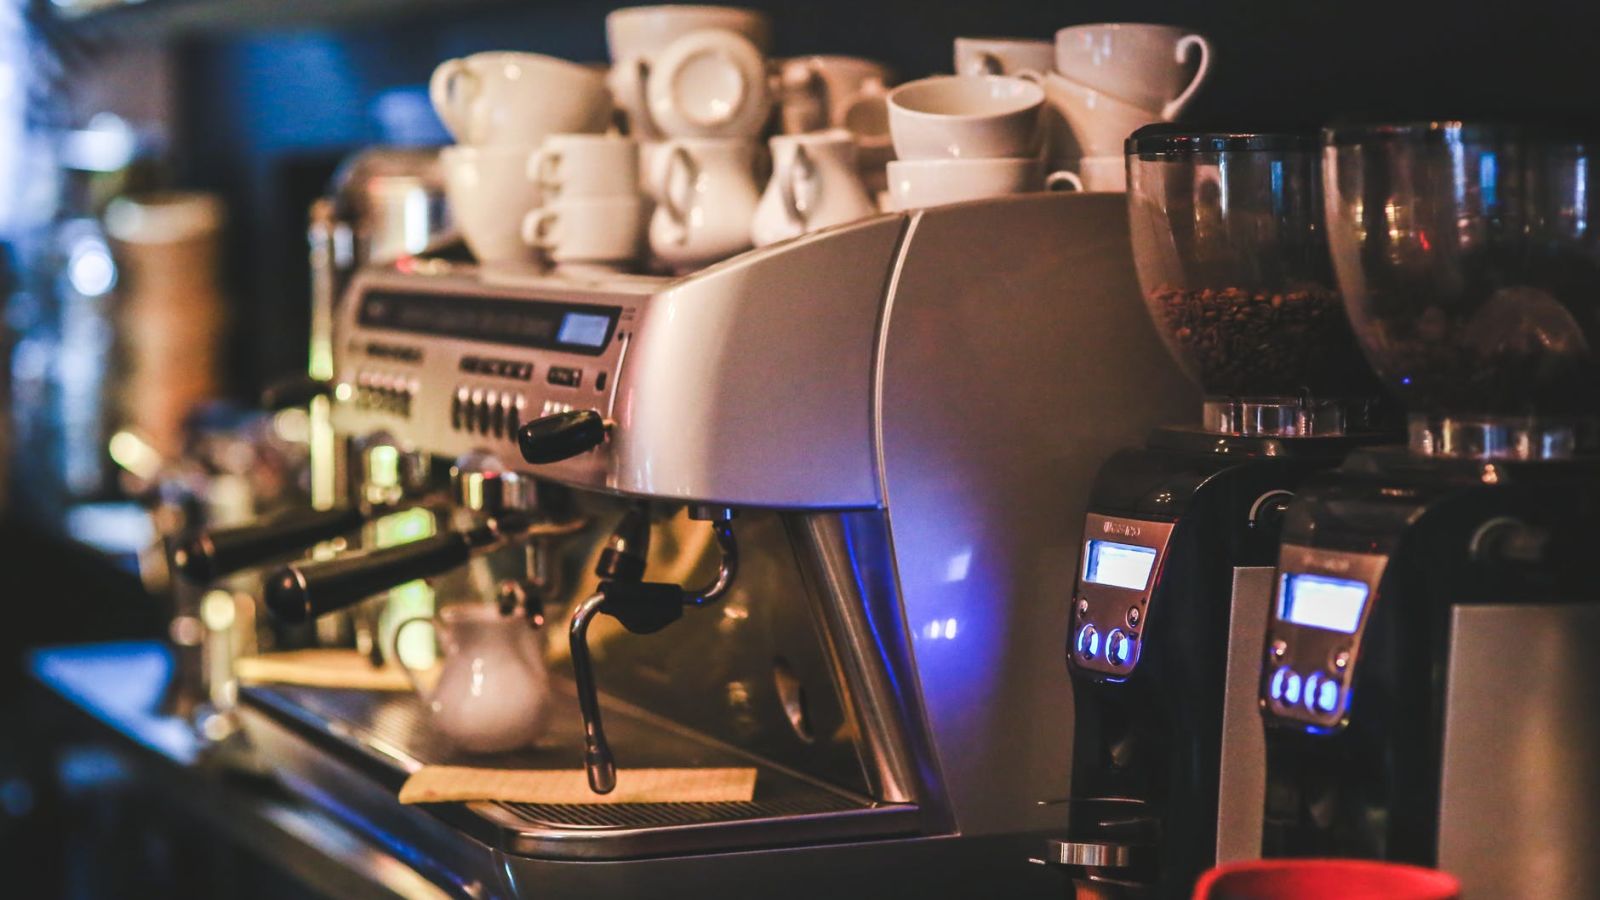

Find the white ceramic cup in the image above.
[
  {"left": 429, "top": 52, "right": 612, "bottom": 146},
  {"left": 1041, "top": 71, "right": 1163, "bottom": 161},
  {"left": 1054, "top": 23, "right": 1212, "bottom": 121},
  {"left": 1075, "top": 155, "right": 1128, "bottom": 192},
  {"left": 522, "top": 195, "right": 646, "bottom": 266},
  {"left": 644, "top": 28, "right": 772, "bottom": 138},
  {"left": 752, "top": 130, "right": 877, "bottom": 247},
  {"left": 440, "top": 145, "right": 543, "bottom": 264},
  {"left": 886, "top": 75, "right": 1045, "bottom": 160},
  {"left": 606, "top": 4, "right": 773, "bottom": 140},
  {"left": 530, "top": 134, "right": 639, "bottom": 200},
  {"left": 953, "top": 37, "right": 1054, "bottom": 80},
  {"left": 606, "top": 4, "right": 773, "bottom": 59},
  {"left": 884, "top": 157, "right": 1080, "bottom": 211},
  {"left": 778, "top": 55, "right": 894, "bottom": 141},
  {"left": 647, "top": 137, "right": 760, "bottom": 270}
]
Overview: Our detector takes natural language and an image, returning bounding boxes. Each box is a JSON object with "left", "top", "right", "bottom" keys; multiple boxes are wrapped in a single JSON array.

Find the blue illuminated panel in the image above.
[
  {"left": 558, "top": 312, "right": 613, "bottom": 348},
  {"left": 1084, "top": 540, "right": 1158, "bottom": 590},
  {"left": 1279, "top": 573, "right": 1369, "bottom": 634}
]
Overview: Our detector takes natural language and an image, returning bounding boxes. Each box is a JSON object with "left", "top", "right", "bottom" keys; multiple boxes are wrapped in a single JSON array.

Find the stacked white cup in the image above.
[
  {"left": 883, "top": 74, "right": 1081, "bottom": 211},
  {"left": 946, "top": 27, "right": 1212, "bottom": 193},
  {"left": 521, "top": 134, "right": 647, "bottom": 274},
  {"left": 605, "top": 5, "right": 775, "bottom": 271},
  {"left": 1044, "top": 24, "right": 1213, "bottom": 191},
  {"left": 429, "top": 52, "right": 615, "bottom": 267}
]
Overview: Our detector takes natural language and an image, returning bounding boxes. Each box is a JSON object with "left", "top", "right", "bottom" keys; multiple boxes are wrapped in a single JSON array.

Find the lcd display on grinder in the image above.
[
  {"left": 1084, "top": 540, "right": 1158, "bottom": 590},
  {"left": 1279, "top": 573, "right": 1369, "bottom": 634}
]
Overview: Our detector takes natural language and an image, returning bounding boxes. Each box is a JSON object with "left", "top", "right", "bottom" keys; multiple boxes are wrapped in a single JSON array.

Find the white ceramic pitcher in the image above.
[
  {"left": 752, "top": 130, "right": 876, "bottom": 247},
  {"left": 390, "top": 603, "right": 551, "bottom": 754}
]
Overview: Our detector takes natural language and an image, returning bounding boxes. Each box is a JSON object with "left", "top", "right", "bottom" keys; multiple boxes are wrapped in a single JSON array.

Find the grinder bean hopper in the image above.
[
  {"left": 1044, "top": 128, "right": 1395, "bottom": 897},
  {"left": 1260, "top": 121, "right": 1600, "bottom": 900}
]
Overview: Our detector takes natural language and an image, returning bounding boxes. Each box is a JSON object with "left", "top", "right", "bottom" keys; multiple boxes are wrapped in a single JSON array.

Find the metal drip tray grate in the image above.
[
  {"left": 501, "top": 793, "right": 861, "bottom": 831},
  {"left": 241, "top": 682, "right": 920, "bottom": 859}
]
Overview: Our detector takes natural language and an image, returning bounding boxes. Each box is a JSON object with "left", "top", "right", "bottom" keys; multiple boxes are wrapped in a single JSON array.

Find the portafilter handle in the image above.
[
  {"left": 263, "top": 529, "right": 485, "bottom": 623},
  {"left": 172, "top": 505, "right": 369, "bottom": 584}
]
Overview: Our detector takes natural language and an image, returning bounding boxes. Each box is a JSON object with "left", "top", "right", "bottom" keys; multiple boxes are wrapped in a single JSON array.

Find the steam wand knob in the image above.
[{"left": 517, "top": 410, "right": 608, "bottom": 465}]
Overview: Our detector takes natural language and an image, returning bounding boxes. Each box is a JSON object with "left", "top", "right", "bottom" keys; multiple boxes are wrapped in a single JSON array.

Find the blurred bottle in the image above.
[{"left": 102, "top": 191, "right": 226, "bottom": 464}]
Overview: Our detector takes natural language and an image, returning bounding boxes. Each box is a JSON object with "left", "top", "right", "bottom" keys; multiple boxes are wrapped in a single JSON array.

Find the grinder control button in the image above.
[
  {"left": 1269, "top": 667, "right": 1290, "bottom": 702},
  {"left": 1282, "top": 670, "right": 1304, "bottom": 706},
  {"left": 1075, "top": 624, "right": 1100, "bottom": 660},
  {"left": 1315, "top": 675, "right": 1340, "bottom": 714},
  {"left": 1106, "top": 629, "right": 1133, "bottom": 667}
]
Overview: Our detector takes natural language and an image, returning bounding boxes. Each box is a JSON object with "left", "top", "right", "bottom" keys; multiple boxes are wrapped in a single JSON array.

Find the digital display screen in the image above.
[
  {"left": 558, "top": 312, "right": 613, "bottom": 348},
  {"left": 1083, "top": 540, "right": 1158, "bottom": 590},
  {"left": 1279, "top": 573, "right": 1369, "bottom": 634},
  {"left": 358, "top": 290, "right": 618, "bottom": 355}
]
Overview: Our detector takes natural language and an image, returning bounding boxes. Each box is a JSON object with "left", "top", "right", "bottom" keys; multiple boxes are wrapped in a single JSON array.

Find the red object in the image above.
[{"left": 1193, "top": 860, "right": 1461, "bottom": 900}]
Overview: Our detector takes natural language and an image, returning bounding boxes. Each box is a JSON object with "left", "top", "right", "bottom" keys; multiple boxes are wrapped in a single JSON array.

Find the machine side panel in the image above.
[
  {"left": 875, "top": 193, "right": 1200, "bottom": 835},
  {"left": 1439, "top": 602, "right": 1600, "bottom": 900},
  {"left": 1216, "top": 566, "right": 1272, "bottom": 863},
  {"left": 611, "top": 216, "right": 906, "bottom": 507}
]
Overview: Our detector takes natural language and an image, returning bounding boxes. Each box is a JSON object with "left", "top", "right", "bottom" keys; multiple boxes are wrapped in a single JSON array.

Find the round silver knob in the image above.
[{"left": 451, "top": 451, "right": 535, "bottom": 514}]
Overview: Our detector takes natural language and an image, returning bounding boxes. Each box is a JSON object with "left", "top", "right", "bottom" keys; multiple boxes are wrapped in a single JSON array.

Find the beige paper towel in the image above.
[
  {"left": 237, "top": 649, "right": 426, "bottom": 692},
  {"left": 398, "top": 766, "right": 758, "bottom": 805}
]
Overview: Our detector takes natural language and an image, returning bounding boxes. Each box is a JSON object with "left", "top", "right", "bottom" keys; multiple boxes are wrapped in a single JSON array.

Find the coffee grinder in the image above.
[
  {"left": 1260, "top": 122, "right": 1600, "bottom": 899},
  {"left": 1045, "top": 129, "right": 1394, "bottom": 898}
]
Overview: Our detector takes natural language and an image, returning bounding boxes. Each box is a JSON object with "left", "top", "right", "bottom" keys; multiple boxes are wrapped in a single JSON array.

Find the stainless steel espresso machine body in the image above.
[
  {"left": 230, "top": 193, "right": 1198, "bottom": 898},
  {"left": 1047, "top": 130, "right": 1396, "bottom": 898},
  {"left": 1260, "top": 122, "right": 1600, "bottom": 900}
]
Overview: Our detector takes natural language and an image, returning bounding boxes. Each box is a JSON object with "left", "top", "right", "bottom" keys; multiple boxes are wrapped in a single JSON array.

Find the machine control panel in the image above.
[
  {"left": 1070, "top": 513, "right": 1176, "bottom": 679},
  {"left": 333, "top": 266, "right": 651, "bottom": 487},
  {"left": 1261, "top": 544, "right": 1387, "bottom": 732}
]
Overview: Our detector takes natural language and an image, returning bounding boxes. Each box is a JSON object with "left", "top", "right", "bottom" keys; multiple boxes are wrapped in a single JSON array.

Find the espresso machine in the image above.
[
  {"left": 180, "top": 192, "right": 1199, "bottom": 898},
  {"left": 1260, "top": 122, "right": 1600, "bottom": 899},
  {"left": 1043, "top": 129, "right": 1394, "bottom": 897}
]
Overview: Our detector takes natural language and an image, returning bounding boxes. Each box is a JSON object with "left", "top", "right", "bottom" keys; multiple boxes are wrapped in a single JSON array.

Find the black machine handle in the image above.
[
  {"left": 262, "top": 374, "right": 333, "bottom": 411},
  {"left": 173, "top": 506, "right": 368, "bottom": 584},
  {"left": 518, "top": 410, "right": 607, "bottom": 464},
  {"left": 264, "top": 531, "right": 475, "bottom": 623}
]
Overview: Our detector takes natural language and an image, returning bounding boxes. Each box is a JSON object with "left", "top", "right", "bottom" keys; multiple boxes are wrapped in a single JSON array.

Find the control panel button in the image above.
[
  {"left": 1269, "top": 639, "right": 1288, "bottom": 660},
  {"left": 469, "top": 388, "right": 486, "bottom": 433},
  {"left": 452, "top": 386, "right": 469, "bottom": 429},
  {"left": 509, "top": 394, "right": 524, "bottom": 435},
  {"left": 547, "top": 366, "right": 582, "bottom": 388},
  {"left": 1315, "top": 675, "right": 1340, "bottom": 714},
  {"left": 485, "top": 390, "right": 503, "bottom": 436},
  {"left": 1126, "top": 606, "right": 1141, "bottom": 628},
  {"left": 595, "top": 371, "right": 608, "bottom": 391},
  {"left": 1075, "top": 624, "right": 1100, "bottom": 660},
  {"left": 1303, "top": 673, "right": 1322, "bottom": 712},
  {"left": 1283, "top": 671, "right": 1303, "bottom": 706},
  {"left": 1106, "top": 629, "right": 1133, "bottom": 667},
  {"left": 1332, "top": 648, "right": 1350, "bottom": 671},
  {"left": 1269, "top": 666, "right": 1291, "bottom": 702}
]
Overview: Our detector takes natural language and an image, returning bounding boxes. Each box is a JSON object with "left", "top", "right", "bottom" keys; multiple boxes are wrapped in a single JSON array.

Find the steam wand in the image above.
[{"left": 568, "top": 504, "right": 739, "bottom": 794}]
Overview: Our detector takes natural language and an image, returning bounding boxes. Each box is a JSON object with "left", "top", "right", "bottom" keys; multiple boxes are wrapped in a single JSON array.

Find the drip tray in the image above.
[{"left": 240, "top": 682, "right": 919, "bottom": 860}]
